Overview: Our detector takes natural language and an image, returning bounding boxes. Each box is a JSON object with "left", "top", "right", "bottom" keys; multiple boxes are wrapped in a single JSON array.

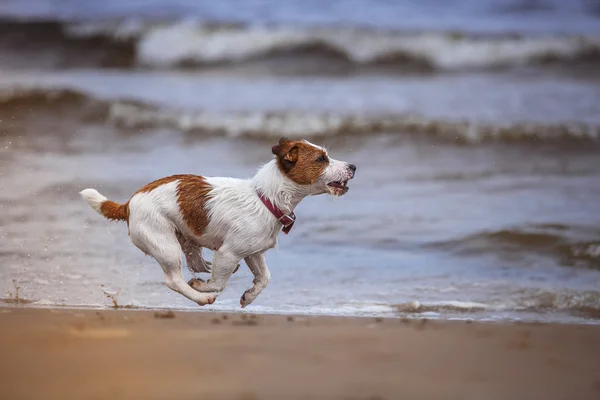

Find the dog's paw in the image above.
[
  {"left": 240, "top": 291, "right": 254, "bottom": 308},
  {"left": 198, "top": 293, "right": 217, "bottom": 306},
  {"left": 188, "top": 277, "right": 206, "bottom": 291}
]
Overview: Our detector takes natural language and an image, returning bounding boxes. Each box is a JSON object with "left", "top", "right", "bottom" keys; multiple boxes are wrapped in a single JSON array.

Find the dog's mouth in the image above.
[{"left": 326, "top": 180, "right": 349, "bottom": 196}]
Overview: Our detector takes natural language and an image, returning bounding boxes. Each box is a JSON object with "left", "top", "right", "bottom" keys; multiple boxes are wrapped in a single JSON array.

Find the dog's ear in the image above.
[
  {"left": 272, "top": 137, "right": 292, "bottom": 156},
  {"left": 282, "top": 146, "right": 298, "bottom": 163},
  {"left": 272, "top": 137, "right": 298, "bottom": 171}
]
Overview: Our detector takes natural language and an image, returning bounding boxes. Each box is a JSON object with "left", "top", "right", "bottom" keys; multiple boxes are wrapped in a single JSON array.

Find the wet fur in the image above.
[{"left": 80, "top": 138, "right": 356, "bottom": 307}]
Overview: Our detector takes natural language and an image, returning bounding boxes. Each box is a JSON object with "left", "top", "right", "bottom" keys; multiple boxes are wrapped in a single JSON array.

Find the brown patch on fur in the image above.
[
  {"left": 99, "top": 201, "right": 129, "bottom": 221},
  {"left": 272, "top": 137, "right": 328, "bottom": 185},
  {"left": 134, "top": 175, "right": 183, "bottom": 195},
  {"left": 99, "top": 175, "right": 212, "bottom": 233},
  {"left": 97, "top": 175, "right": 184, "bottom": 224},
  {"left": 175, "top": 175, "right": 213, "bottom": 236}
]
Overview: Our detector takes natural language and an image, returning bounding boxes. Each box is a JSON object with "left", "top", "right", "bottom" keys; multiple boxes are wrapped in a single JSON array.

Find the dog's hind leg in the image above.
[
  {"left": 176, "top": 232, "right": 212, "bottom": 274},
  {"left": 240, "top": 252, "right": 270, "bottom": 308},
  {"left": 188, "top": 247, "right": 240, "bottom": 293},
  {"left": 130, "top": 222, "right": 216, "bottom": 306}
]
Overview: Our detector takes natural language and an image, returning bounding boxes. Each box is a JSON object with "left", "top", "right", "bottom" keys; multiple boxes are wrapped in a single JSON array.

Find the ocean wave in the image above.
[
  {"left": 564, "top": 243, "right": 600, "bottom": 269},
  {"left": 2, "top": 18, "right": 600, "bottom": 72},
  {"left": 0, "top": 86, "right": 112, "bottom": 125},
  {"left": 394, "top": 301, "right": 489, "bottom": 314},
  {"left": 107, "top": 102, "right": 600, "bottom": 142},
  {"left": 2, "top": 87, "right": 599, "bottom": 143},
  {"left": 0, "top": 87, "right": 97, "bottom": 108},
  {"left": 0, "top": 86, "right": 139, "bottom": 119},
  {"left": 431, "top": 224, "right": 600, "bottom": 270},
  {"left": 133, "top": 23, "right": 600, "bottom": 70},
  {"left": 508, "top": 290, "right": 600, "bottom": 319},
  {"left": 393, "top": 291, "right": 600, "bottom": 320},
  {"left": 0, "top": 19, "right": 136, "bottom": 68}
]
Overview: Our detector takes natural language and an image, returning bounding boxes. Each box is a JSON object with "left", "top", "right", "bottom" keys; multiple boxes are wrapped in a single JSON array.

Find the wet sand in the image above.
[{"left": 1, "top": 308, "right": 599, "bottom": 400}]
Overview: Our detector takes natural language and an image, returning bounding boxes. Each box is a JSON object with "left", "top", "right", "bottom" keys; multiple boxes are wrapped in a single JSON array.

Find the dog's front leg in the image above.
[
  {"left": 188, "top": 248, "right": 240, "bottom": 293},
  {"left": 240, "top": 252, "right": 270, "bottom": 308}
]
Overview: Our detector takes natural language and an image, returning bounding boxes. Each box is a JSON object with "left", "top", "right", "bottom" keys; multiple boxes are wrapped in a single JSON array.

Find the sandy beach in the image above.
[
  {"left": 1, "top": 307, "right": 599, "bottom": 400},
  {"left": 2, "top": 1, "right": 600, "bottom": 399}
]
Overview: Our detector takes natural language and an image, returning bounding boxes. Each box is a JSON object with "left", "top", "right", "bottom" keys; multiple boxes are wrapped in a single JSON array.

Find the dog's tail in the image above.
[{"left": 80, "top": 188, "right": 128, "bottom": 222}]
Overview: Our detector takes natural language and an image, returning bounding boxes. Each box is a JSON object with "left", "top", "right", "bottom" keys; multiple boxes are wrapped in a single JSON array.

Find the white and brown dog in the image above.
[{"left": 80, "top": 138, "right": 356, "bottom": 307}]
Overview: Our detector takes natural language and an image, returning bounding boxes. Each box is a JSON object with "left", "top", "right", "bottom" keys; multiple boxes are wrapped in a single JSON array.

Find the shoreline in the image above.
[
  {"left": 1, "top": 307, "right": 600, "bottom": 399},
  {"left": 3, "top": 302, "right": 600, "bottom": 326}
]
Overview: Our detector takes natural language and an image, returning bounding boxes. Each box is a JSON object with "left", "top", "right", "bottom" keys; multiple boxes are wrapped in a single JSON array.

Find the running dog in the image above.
[{"left": 80, "top": 138, "right": 356, "bottom": 307}]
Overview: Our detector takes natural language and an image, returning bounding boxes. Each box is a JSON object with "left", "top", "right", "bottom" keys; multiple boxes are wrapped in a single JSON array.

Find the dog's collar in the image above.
[{"left": 257, "top": 191, "right": 296, "bottom": 234}]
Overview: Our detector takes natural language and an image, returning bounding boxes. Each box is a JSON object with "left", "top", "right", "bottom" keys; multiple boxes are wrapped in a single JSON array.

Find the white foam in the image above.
[
  {"left": 2, "top": 86, "right": 599, "bottom": 142},
  {"left": 333, "top": 303, "right": 397, "bottom": 314},
  {"left": 32, "top": 299, "right": 56, "bottom": 306},
  {"left": 66, "top": 18, "right": 152, "bottom": 41},
  {"left": 573, "top": 244, "right": 600, "bottom": 258},
  {"left": 508, "top": 290, "right": 600, "bottom": 312},
  {"left": 395, "top": 300, "right": 490, "bottom": 313},
  {"left": 107, "top": 101, "right": 600, "bottom": 142},
  {"left": 138, "top": 23, "right": 315, "bottom": 67},
  {"left": 127, "top": 21, "right": 600, "bottom": 69}
]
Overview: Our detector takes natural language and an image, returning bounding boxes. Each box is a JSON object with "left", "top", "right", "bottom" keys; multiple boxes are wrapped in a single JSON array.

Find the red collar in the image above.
[{"left": 257, "top": 191, "right": 296, "bottom": 234}]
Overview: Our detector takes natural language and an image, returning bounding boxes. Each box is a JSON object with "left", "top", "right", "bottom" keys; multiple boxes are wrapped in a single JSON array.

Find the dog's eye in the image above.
[{"left": 316, "top": 155, "right": 328, "bottom": 162}]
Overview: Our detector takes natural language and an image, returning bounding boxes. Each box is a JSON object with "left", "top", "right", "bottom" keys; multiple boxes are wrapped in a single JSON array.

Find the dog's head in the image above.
[{"left": 271, "top": 137, "right": 356, "bottom": 196}]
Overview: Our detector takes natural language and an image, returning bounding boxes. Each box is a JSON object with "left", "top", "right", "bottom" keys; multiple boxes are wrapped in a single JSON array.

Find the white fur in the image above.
[
  {"left": 81, "top": 140, "right": 355, "bottom": 307},
  {"left": 79, "top": 188, "right": 107, "bottom": 213}
]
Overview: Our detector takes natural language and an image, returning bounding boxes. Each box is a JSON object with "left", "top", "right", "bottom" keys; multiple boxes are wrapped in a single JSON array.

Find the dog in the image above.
[{"left": 80, "top": 138, "right": 356, "bottom": 307}]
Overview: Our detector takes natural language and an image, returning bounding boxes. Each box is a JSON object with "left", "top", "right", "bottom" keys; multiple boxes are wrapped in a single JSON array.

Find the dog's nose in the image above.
[{"left": 348, "top": 164, "right": 356, "bottom": 173}]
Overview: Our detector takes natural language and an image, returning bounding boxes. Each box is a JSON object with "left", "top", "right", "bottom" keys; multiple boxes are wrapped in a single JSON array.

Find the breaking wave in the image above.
[
  {"left": 0, "top": 19, "right": 136, "bottom": 68},
  {"left": 2, "top": 18, "right": 600, "bottom": 72},
  {"left": 0, "top": 87, "right": 98, "bottom": 108},
  {"left": 509, "top": 290, "right": 600, "bottom": 318},
  {"left": 394, "top": 301, "right": 489, "bottom": 314},
  {"left": 393, "top": 291, "right": 600, "bottom": 320},
  {"left": 106, "top": 101, "right": 600, "bottom": 143},
  {"left": 2, "top": 87, "right": 600, "bottom": 143},
  {"left": 431, "top": 224, "right": 600, "bottom": 270}
]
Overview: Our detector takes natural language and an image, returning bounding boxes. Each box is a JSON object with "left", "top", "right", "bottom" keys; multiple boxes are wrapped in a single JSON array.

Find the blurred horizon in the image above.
[{"left": 1, "top": 0, "right": 600, "bottom": 35}]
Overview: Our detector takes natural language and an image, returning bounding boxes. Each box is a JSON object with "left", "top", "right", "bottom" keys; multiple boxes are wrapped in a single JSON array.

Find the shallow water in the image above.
[
  {"left": 1, "top": 125, "right": 600, "bottom": 322},
  {"left": 1, "top": 0, "right": 600, "bottom": 323}
]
